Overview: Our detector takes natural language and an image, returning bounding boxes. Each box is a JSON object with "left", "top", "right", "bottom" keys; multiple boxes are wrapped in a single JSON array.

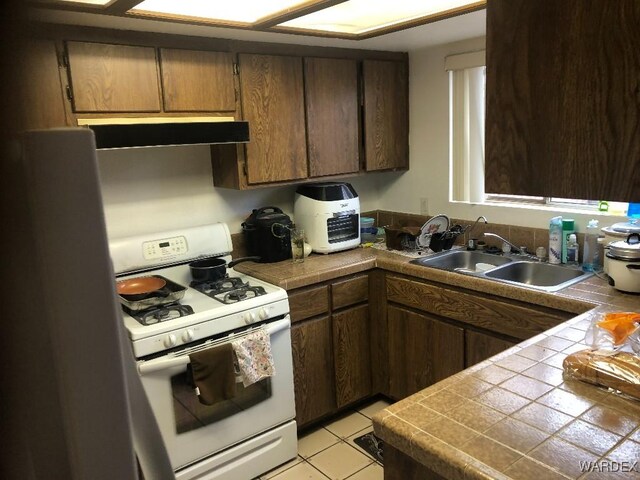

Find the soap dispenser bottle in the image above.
[
  {"left": 566, "top": 234, "right": 579, "bottom": 265},
  {"left": 549, "top": 216, "right": 562, "bottom": 264}
]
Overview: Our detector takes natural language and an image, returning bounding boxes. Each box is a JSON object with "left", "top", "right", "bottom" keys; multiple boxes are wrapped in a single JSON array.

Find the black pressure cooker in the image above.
[{"left": 241, "top": 206, "right": 293, "bottom": 263}]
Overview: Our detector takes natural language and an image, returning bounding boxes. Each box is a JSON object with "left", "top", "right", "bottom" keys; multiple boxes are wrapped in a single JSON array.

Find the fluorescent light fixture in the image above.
[
  {"left": 130, "top": 0, "right": 310, "bottom": 24},
  {"left": 36, "top": 0, "right": 113, "bottom": 5},
  {"left": 279, "top": 0, "right": 483, "bottom": 34}
]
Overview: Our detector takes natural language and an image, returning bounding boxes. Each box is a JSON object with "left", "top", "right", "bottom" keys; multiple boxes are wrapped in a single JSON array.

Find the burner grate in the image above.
[
  {"left": 221, "top": 286, "right": 267, "bottom": 304},
  {"left": 191, "top": 275, "right": 268, "bottom": 304},
  {"left": 125, "top": 303, "right": 194, "bottom": 326}
]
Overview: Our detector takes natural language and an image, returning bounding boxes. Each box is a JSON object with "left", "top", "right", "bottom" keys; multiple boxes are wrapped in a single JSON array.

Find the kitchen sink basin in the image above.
[
  {"left": 484, "top": 261, "right": 592, "bottom": 292},
  {"left": 410, "top": 250, "right": 513, "bottom": 273},
  {"left": 410, "top": 249, "right": 592, "bottom": 292}
]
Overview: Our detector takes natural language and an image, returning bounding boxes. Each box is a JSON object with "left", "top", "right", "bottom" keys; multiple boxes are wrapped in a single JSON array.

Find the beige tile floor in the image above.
[{"left": 256, "top": 398, "right": 391, "bottom": 480}]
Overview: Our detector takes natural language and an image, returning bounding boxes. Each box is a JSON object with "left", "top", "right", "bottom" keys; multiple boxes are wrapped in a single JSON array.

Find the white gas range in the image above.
[{"left": 110, "top": 223, "right": 297, "bottom": 480}]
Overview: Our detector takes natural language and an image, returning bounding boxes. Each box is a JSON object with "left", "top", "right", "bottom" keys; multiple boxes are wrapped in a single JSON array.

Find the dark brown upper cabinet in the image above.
[
  {"left": 362, "top": 59, "right": 409, "bottom": 171},
  {"left": 65, "top": 41, "right": 162, "bottom": 113},
  {"left": 485, "top": 0, "right": 640, "bottom": 202},
  {"left": 17, "top": 39, "right": 69, "bottom": 130},
  {"left": 304, "top": 57, "right": 360, "bottom": 177},
  {"left": 159, "top": 48, "right": 236, "bottom": 112},
  {"left": 238, "top": 53, "right": 308, "bottom": 185}
]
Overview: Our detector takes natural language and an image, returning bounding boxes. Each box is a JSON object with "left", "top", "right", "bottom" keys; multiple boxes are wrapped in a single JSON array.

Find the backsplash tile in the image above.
[{"left": 233, "top": 209, "right": 600, "bottom": 262}]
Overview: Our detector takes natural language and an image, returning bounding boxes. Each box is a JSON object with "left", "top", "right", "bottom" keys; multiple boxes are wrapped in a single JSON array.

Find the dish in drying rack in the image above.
[{"left": 417, "top": 214, "right": 450, "bottom": 248}]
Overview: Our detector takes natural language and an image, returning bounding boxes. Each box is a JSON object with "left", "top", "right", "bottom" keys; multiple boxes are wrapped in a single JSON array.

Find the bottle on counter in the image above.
[
  {"left": 566, "top": 234, "right": 579, "bottom": 265},
  {"left": 582, "top": 219, "right": 600, "bottom": 272},
  {"left": 549, "top": 216, "right": 563, "bottom": 264},
  {"left": 561, "top": 218, "right": 575, "bottom": 263}
]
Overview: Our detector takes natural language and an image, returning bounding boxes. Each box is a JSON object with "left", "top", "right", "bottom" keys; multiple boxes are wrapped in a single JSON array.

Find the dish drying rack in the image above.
[{"left": 384, "top": 214, "right": 485, "bottom": 253}]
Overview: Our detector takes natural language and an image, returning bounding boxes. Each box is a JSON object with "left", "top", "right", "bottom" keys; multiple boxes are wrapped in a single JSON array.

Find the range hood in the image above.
[{"left": 77, "top": 117, "right": 249, "bottom": 150}]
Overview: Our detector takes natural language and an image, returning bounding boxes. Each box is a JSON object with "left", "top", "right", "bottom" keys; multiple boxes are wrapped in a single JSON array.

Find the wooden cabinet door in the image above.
[
  {"left": 238, "top": 53, "right": 307, "bottom": 184},
  {"left": 291, "top": 316, "right": 336, "bottom": 427},
  {"left": 304, "top": 57, "right": 359, "bottom": 177},
  {"left": 17, "top": 39, "right": 68, "bottom": 130},
  {"left": 465, "top": 330, "right": 516, "bottom": 368},
  {"left": 66, "top": 41, "right": 161, "bottom": 113},
  {"left": 485, "top": 0, "right": 640, "bottom": 202},
  {"left": 362, "top": 59, "right": 409, "bottom": 171},
  {"left": 159, "top": 48, "right": 235, "bottom": 112},
  {"left": 387, "top": 305, "right": 464, "bottom": 400},
  {"left": 333, "top": 305, "right": 372, "bottom": 408}
]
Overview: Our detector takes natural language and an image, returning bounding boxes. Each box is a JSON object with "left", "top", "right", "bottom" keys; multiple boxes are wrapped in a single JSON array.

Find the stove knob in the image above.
[
  {"left": 182, "top": 329, "right": 195, "bottom": 343},
  {"left": 258, "top": 308, "right": 269, "bottom": 320},
  {"left": 244, "top": 312, "right": 256, "bottom": 324},
  {"left": 164, "top": 334, "right": 177, "bottom": 348}
]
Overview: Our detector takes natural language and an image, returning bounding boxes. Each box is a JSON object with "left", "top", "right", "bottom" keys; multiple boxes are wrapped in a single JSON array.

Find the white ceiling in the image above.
[{"left": 31, "top": 7, "right": 486, "bottom": 51}]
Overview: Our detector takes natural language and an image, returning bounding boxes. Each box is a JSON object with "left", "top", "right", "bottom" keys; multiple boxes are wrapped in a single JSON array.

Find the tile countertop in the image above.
[{"left": 234, "top": 245, "right": 640, "bottom": 480}]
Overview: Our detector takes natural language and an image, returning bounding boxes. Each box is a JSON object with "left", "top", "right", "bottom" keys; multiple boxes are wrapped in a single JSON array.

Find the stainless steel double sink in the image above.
[{"left": 410, "top": 249, "right": 593, "bottom": 292}]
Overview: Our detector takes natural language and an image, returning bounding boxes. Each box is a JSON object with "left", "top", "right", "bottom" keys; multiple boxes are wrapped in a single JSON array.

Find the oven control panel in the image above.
[{"left": 142, "top": 236, "right": 188, "bottom": 260}]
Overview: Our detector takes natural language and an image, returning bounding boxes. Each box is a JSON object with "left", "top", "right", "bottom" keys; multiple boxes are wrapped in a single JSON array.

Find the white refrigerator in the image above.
[{"left": 1, "top": 128, "right": 175, "bottom": 480}]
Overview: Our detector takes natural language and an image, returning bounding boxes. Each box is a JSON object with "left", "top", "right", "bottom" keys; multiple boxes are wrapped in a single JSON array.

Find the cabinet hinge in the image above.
[
  {"left": 242, "top": 163, "right": 248, "bottom": 177},
  {"left": 65, "top": 85, "right": 73, "bottom": 101},
  {"left": 60, "top": 52, "right": 69, "bottom": 69},
  {"left": 233, "top": 63, "right": 240, "bottom": 75}
]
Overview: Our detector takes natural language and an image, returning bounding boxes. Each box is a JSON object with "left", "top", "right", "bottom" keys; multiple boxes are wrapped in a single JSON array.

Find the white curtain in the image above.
[{"left": 447, "top": 50, "right": 485, "bottom": 203}]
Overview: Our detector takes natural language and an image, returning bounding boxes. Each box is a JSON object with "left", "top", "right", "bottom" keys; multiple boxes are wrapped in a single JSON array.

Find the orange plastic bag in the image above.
[{"left": 587, "top": 312, "right": 640, "bottom": 352}]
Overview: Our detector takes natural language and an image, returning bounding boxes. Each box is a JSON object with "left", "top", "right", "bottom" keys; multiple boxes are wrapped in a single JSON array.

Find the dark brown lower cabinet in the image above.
[
  {"left": 387, "top": 305, "right": 464, "bottom": 400},
  {"left": 465, "top": 329, "right": 517, "bottom": 368},
  {"left": 333, "top": 305, "right": 372, "bottom": 408},
  {"left": 290, "top": 316, "right": 336, "bottom": 427},
  {"left": 385, "top": 444, "right": 446, "bottom": 480}
]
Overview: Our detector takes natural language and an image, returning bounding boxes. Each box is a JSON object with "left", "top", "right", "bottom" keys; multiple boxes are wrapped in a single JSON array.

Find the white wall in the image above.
[{"left": 97, "top": 145, "right": 383, "bottom": 240}]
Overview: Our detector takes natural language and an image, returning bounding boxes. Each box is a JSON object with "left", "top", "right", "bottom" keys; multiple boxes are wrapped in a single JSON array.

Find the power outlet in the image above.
[{"left": 420, "top": 198, "right": 429, "bottom": 215}]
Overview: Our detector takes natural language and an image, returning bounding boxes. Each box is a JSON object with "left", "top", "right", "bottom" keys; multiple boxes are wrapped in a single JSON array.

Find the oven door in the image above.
[{"left": 137, "top": 316, "right": 295, "bottom": 471}]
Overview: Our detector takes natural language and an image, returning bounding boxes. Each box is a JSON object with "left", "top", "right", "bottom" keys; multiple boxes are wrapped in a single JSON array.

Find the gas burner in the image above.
[
  {"left": 191, "top": 276, "right": 268, "bottom": 304},
  {"left": 190, "top": 276, "right": 248, "bottom": 293},
  {"left": 220, "top": 286, "right": 267, "bottom": 304},
  {"left": 125, "top": 303, "right": 194, "bottom": 326}
]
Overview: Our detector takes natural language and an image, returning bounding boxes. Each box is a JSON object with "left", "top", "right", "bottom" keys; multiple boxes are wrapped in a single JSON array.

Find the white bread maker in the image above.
[{"left": 293, "top": 182, "right": 360, "bottom": 254}]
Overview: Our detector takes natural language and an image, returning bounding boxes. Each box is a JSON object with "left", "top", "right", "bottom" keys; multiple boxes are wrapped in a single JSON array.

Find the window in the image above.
[{"left": 447, "top": 51, "right": 485, "bottom": 203}]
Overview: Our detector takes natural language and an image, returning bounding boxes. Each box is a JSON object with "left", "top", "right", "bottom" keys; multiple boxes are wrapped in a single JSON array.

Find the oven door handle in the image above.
[{"left": 137, "top": 317, "right": 290, "bottom": 376}]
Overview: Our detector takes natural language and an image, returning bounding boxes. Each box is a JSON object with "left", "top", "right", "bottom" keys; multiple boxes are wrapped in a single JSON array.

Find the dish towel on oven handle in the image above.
[
  {"left": 189, "top": 343, "right": 237, "bottom": 405},
  {"left": 231, "top": 327, "right": 275, "bottom": 387}
]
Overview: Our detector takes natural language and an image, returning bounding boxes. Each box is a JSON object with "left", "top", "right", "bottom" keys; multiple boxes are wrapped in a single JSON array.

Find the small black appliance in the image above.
[{"left": 242, "top": 206, "right": 293, "bottom": 263}]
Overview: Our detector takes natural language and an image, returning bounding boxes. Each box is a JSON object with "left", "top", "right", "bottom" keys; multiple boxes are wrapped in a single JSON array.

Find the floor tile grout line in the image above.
[
  {"left": 342, "top": 460, "right": 381, "bottom": 479},
  {"left": 303, "top": 459, "right": 332, "bottom": 480}
]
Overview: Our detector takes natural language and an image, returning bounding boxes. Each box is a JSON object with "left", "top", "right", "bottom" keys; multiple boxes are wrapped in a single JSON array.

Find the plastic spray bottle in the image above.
[
  {"left": 582, "top": 219, "right": 600, "bottom": 272},
  {"left": 549, "top": 216, "right": 562, "bottom": 264}
]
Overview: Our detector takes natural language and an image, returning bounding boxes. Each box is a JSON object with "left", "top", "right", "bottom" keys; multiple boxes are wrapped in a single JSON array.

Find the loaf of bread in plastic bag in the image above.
[{"left": 563, "top": 349, "right": 640, "bottom": 400}]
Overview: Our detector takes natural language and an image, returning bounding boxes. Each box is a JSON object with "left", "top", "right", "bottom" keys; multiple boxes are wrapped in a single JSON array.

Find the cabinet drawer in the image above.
[
  {"left": 331, "top": 275, "right": 369, "bottom": 310},
  {"left": 289, "top": 284, "right": 329, "bottom": 323}
]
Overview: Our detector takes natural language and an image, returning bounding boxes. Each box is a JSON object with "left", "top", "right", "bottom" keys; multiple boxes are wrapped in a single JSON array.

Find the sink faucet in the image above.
[
  {"left": 482, "top": 232, "right": 522, "bottom": 254},
  {"left": 465, "top": 216, "right": 488, "bottom": 235}
]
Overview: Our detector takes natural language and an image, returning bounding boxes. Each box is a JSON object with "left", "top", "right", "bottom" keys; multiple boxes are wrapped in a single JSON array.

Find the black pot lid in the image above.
[{"left": 608, "top": 233, "right": 640, "bottom": 260}]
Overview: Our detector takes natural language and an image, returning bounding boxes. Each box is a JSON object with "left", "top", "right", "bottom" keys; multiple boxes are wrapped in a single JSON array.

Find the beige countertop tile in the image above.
[{"left": 235, "top": 244, "right": 640, "bottom": 480}]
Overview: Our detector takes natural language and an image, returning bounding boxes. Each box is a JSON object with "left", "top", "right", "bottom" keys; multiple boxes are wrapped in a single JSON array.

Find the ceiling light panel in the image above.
[
  {"left": 279, "top": 0, "right": 482, "bottom": 34},
  {"left": 130, "top": 0, "right": 310, "bottom": 24},
  {"left": 36, "top": 0, "right": 113, "bottom": 5}
]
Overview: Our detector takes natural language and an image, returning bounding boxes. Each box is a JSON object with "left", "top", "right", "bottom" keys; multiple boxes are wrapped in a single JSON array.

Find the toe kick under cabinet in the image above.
[{"left": 288, "top": 273, "right": 372, "bottom": 428}]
